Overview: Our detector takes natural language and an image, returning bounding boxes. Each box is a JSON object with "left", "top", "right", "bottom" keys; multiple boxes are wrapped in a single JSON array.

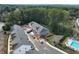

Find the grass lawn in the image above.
[
  {"left": 47, "top": 35, "right": 54, "bottom": 45},
  {"left": 47, "top": 35, "right": 64, "bottom": 45}
]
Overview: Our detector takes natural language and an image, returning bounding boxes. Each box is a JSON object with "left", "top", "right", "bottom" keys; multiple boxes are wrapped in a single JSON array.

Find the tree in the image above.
[{"left": 2, "top": 24, "right": 11, "bottom": 31}]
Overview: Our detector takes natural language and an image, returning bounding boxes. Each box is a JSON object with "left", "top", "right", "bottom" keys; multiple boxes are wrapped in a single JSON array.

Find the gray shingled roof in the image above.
[
  {"left": 11, "top": 25, "right": 33, "bottom": 50},
  {"left": 29, "top": 21, "right": 49, "bottom": 36}
]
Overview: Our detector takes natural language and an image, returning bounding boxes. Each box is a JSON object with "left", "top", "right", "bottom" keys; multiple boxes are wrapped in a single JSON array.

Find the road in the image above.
[{"left": 26, "top": 33, "right": 64, "bottom": 54}]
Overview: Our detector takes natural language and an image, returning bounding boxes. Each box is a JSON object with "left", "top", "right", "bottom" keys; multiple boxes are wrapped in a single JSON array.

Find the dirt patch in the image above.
[{"left": 0, "top": 32, "right": 9, "bottom": 54}]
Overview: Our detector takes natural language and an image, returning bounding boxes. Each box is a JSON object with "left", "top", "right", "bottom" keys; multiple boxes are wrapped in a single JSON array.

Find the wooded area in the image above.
[{"left": 0, "top": 5, "right": 79, "bottom": 36}]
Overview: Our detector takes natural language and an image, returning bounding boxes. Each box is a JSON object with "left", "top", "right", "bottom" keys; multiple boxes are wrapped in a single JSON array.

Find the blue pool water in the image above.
[{"left": 71, "top": 41, "right": 79, "bottom": 49}]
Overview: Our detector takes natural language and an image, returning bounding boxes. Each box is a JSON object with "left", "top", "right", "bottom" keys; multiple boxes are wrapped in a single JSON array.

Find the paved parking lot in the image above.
[
  {"left": 26, "top": 33, "right": 63, "bottom": 54},
  {"left": 23, "top": 25, "right": 64, "bottom": 54}
]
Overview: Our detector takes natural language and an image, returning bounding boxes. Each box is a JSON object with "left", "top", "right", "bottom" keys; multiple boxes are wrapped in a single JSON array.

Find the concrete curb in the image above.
[
  {"left": 8, "top": 35, "right": 11, "bottom": 54},
  {"left": 45, "top": 41, "right": 68, "bottom": 54}
]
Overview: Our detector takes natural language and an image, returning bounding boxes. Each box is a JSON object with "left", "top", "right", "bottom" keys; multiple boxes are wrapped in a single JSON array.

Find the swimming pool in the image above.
[
  {"left": 71, "top": 41, "right": 79, "bottom": 49},
  {"left": 67, "top": 39, "right": 79, "bottom": 51}
]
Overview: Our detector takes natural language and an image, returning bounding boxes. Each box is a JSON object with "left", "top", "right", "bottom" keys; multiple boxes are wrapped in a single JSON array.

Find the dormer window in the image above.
[
  {"left": 19, "top": 50, "right": 21, "bottom": 52},
  {"left": 36, "top": 27, "right": 39, "bottom": 30},
  {"left": 31, "top": 22, "right": 33, "bottom": 25},
  {"left": 12, "top": 43, "right": 18, "bottom": 50}
]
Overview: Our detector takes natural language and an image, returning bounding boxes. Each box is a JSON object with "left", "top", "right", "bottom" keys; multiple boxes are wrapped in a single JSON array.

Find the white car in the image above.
[{"left": 40, "top": 39, "right": 45, "bottom": 44}]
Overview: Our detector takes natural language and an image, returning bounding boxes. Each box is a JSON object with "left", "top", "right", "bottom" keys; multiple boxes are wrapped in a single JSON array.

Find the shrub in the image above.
[{"left": 2, "top": 24, "right": 11, "bottom": 31}]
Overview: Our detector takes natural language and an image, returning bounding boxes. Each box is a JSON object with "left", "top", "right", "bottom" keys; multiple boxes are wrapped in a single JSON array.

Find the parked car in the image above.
[{"left": 40, "top": 39, "right": 44, "bottom": 44}]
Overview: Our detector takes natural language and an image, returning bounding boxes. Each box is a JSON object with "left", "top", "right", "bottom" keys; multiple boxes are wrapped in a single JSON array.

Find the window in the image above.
[
  {"left": 36, "top": 27, "right": 39, "bottom": 30},
  {"left": 25, "top": 48, "right": 27, "bottom": 50},
  {"left": 31, "top": 23, "right": 33, "bottom": 25},
  {"left": 19, "top": 50, "right": 21, "bottom": 52},
  {"left": 26, "top": 51, "right": 29, "bottom": 54},
  {"left": 12, "top": 43, "right": 18, "bottom": 50},
  {"left": 11, "top": 33, "right": 16, "bottom": 40},
  {"left": 11, "top": 33, "right": 15, "bottom": 36},
  {"left": 27, "top": 29, "right": 33, "bottom": 33}
]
